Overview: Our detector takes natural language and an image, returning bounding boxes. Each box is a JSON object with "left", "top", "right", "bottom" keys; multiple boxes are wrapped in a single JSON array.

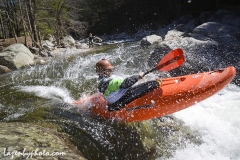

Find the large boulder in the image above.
[
  {"left": 141, "top": 34, "right": 162, "bottom": 47},
  {"left": 164, "top": 30, "right": 185, "bottom": 41},
  {"left": 0, "top": 36, "right": 32, "bottom": 51},
  {"left": 191, "top": 22, "right": 240, "bottom": 44},
  {"left": 60, "top": 35, "right": 75, "bottom": 48},
  {"left": 0, "top": 43, "right": 34, "bottom": 70}
]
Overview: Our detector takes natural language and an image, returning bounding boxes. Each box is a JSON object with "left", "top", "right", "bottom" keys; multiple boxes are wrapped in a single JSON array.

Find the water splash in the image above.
[
  {"left": 15, "top": 85, "right": 74, "bottom": 103},
  {"left": 162, "top": 84, "right": 240, "bottom": 160},
  {"left": 1, "top": 42, "right": 239, "bottom": 159}
]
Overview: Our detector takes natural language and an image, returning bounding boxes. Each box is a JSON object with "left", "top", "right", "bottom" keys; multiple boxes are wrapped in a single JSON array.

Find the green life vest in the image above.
[{"left": 104, "top": 78, "right": 124, "bottom": 96}]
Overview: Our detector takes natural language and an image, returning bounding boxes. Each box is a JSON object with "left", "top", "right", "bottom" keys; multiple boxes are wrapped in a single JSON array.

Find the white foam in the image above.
[
  {"left": 161, "top": 84, "right": 240, "bottom": 160},
  {"left": 16, "top": 85, "right": 74, "bottom": 103}
]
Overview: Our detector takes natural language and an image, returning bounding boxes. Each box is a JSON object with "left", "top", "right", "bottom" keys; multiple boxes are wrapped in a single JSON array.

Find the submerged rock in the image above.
[
  {"left": 0, "top": 65, "right": 12, "bottom": 74},
  {"left": 0, "top": 122, "right": 86, "bottom": 160},
  {"left": 129, "top": 116, "right": 202, "bottom": 159},
  {"left": 54, "top": 107, "right": 201, "bottom": 160}
]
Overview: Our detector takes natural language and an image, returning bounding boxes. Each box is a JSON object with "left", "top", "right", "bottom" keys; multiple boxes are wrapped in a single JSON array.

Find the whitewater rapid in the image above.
[
  {"left": 16, "top": 81, "right": 240, "bottom": 160},
  {"left": 5, "top": 42, "right": 239, "bottom": 159},
  {"left": 161, "top": 84, "right": 240, "bottom": 160}
]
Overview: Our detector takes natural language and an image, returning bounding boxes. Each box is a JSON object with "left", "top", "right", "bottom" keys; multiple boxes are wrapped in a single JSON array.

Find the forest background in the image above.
[{"left": 0, "top": 0, "right": 239, "bottom": 50}]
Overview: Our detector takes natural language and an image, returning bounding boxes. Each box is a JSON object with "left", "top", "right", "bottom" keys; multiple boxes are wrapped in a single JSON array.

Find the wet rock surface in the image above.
[
  {"left": 0, "top": 122, "right": 86, "bottom": 160},
  {"left": 54, "top": 107, "right": 201, "bottom": 160}
]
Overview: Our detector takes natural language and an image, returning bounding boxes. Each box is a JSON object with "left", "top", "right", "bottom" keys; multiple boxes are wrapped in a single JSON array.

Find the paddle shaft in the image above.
[{"left": 143, "top": 54, "right": 184, "bottom": 77}]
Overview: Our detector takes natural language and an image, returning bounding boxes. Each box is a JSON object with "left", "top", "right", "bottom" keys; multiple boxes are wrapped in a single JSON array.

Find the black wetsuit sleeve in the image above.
[
  {"left": 98, "top": 79, "right": 112, "bottom": 94},
  {"left": 120, "top": 75, "right": 141, "bottom": 89}
]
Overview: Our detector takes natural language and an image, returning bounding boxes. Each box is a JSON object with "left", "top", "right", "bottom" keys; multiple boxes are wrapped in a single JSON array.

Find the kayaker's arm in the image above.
[{"left": 120, "top": 75, "right": 142, "bottom": 89}]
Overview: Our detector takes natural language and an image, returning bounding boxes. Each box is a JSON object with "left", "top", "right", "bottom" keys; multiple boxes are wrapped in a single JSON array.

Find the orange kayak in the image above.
[{"left": 73, "top": 66, "right": 236, "bottom": 122}]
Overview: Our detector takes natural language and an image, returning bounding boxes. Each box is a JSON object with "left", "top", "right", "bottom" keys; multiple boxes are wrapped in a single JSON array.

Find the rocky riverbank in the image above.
[{"left": 0, "top": 34, "right": 104, "bottom": 75}]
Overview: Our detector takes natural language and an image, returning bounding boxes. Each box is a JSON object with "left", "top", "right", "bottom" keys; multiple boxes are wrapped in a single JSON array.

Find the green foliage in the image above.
[
  {"left": 2, "top": 0, "right": 239, "bottom": 39},
  {"left": 36, "top": 0, "right": 70, "bottom": 37},
  {"left": 38, "top": 22, "right": 55, "bottom": 35}
]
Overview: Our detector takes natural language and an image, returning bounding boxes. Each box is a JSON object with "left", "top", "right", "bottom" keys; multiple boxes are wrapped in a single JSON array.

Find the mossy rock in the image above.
[{"left": 0, "top": 122, "right": 86, "bottom": 160}]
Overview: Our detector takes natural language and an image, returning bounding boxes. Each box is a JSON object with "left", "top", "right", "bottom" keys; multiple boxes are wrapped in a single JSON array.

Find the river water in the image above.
[{"left": 0, "top": 42, "right": 239, "bottom": 160}]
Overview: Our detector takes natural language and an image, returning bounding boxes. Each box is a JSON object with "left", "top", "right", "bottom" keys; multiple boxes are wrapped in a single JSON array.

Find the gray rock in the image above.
[
  {"left": 147, "top": 43, "right": 171, "bottom": 68},
  {"left": 42, "top": 40, "right": 55, "bottom": 51},
  {"left": 93, "top": 36, "right": 102, "bottom": 43},
  {"left": 0, "top": 43, "right": 34, "bottom": 70},
  {"left": 141, "top": 34, "right": 162, "bottom": 47},
  {"left": 60, "top": 35, "right": 75, "bottom": 48},
  {"left": 209, "top": 9, "right": 240, "bottom": 28},
  {"left": 191, "top": 22, "right": 240, "bottom": 43},
  {"left": 0, "top": 122, "right": 86, "bottom": 160},
  {"left": 0, "top": 65, "right": 12, "bottom": 74}
]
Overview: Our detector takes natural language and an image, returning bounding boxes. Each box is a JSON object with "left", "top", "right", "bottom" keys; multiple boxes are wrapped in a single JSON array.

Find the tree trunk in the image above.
[
  {"left": 55, "top": 0, "right": 66, "bottom": 46},
  {"left": 26, "top": 0, "right": 41, "bottom": 49},
  {"left": 18, "top": 0, "right": 28, "bottom": 46},
  {"left": 0, "top": 11, "right": 6, "bottom": 40}
]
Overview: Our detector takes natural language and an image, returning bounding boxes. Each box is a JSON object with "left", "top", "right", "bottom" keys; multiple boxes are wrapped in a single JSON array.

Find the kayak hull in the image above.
[{"left": 74, "top": 66, "right": 236, "bottom": 122}]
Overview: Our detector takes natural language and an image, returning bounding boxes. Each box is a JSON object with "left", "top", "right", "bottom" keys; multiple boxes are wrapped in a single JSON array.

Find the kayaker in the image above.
[
  {"left": 96, "top": 59, "right": 160, "bottom": 111},
  {"left": 88, "top": 33, "right": 94, "bottom": 48}
]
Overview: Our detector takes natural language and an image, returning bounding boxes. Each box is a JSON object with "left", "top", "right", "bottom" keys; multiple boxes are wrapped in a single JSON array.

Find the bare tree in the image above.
[
  {"left": 0, "top": 10, "right": 6, "bottom": 40},
  {"left": 18, "top": 0, "right": 28, "bottom": 46},
  {"left": 55, "top": 0, "right": 66, "bottom": 46},
  {"left": 2, "top": 0, "right": 18, "bottom": 42},
  {"left": 25, "top": 0, "right": 41, "bottom": 48}
]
